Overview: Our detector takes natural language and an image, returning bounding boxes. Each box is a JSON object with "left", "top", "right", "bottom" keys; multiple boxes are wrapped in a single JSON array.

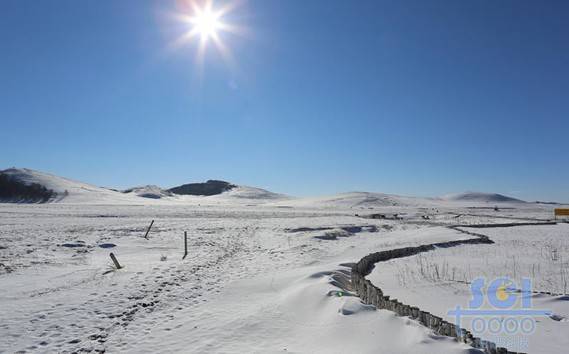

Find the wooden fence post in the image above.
[
  {"left": 110, "top": 253, "right": 122, "bottom": 269},
  {"left": 182, "top": 231, "right": 188, "bottom": 260},
  {"left": 144, "top": 220, "right": 154, "bottom": 239}
]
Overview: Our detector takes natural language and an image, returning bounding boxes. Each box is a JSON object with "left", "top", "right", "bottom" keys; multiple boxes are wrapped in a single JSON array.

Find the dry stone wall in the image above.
[{"left": 350, "top": 225, "right": 539, "bottom": 354}]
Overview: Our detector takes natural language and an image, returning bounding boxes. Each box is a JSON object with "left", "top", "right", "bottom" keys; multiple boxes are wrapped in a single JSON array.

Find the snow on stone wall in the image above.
[{"left": 350, "top": 226, "right": 528, "bottom": 354}]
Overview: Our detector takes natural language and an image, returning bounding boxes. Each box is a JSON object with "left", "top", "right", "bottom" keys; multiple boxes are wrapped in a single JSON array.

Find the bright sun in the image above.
[
  {"left": 190, "top": 6, "right": 222, "bottom": 41},
  {"left": 172, "top": 0, "right": 244, "bottom": 68}
]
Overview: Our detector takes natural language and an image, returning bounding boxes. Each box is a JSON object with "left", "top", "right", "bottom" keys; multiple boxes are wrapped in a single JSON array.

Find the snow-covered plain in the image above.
[
  {"left": 367, "top": 224, "right": 569, "bottom": 353},
  {"left": 1, "top": 169, "right": 567, "bottom": 353}
]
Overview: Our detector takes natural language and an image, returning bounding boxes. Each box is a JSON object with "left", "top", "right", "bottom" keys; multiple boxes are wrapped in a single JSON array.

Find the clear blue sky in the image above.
[{"left": 1, "top": 0, "right": 567, "bottom": 201}]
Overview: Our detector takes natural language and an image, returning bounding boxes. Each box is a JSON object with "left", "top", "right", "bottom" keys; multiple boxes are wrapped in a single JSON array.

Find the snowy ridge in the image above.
[
  {"left": 270, "top": 192, "right": 409, "bottom": 209},
  {"left": 268, "top": 190, "right": 533, "bottom": 210},
  {"left": 0, "top": 168, "right": 143, "bottom": 204},
  {"left": 211, "top": 185, "right": 289, "bottom": 201},
  {"left": 0, "top": 168, "right": 529, "bottom": 207},
  {"left": 122, "top": 185, "right": 174, "bottom": 199},
  {"left": 0, "top": 168, "right": 289, "bottom": 205},
  {"left": 442, "top": 191, "right": 525, "bottom": 204},
  {"left": 270, "top": 191, "right": 448, "bottom": 209}
]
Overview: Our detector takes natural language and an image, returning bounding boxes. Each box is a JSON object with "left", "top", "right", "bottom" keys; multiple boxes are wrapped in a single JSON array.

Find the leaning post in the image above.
[
  {"left": 144, "top": 220, "right": 155, "bottom": 239},
  {"left": 182, "top": 231, "right": 188, "bottom": 260},
  {"left": 109, "top": 252, "right": 122, "bottom": 269}
]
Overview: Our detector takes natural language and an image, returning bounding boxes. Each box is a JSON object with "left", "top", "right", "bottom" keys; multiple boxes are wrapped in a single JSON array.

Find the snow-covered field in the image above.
[
  {"left": 367, "top": 224, "right": 569, "bottom": 353},
  {"left": 1, "top": 169, "right": 568, "bottom": 353}
]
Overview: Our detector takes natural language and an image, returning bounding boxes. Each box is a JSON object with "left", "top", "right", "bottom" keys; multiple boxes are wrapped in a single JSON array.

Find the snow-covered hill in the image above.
[
  {"left": 0, "top": 168, "right": 530, "bottom": 207},
  {"left": 0, "top": 168, "right": 289, "bottom": 205},
  {"left": 442, "top": 192, "right": 525, "bottom": 204},
  {"left": 211, "top": 185, "right": 289, "bottom": 201},
  {"left": 269, "top": 191, "right": 441, "bottom": 209},
  {"left": 0, "top": 168, "right": 144, "bottom": 204},
  {"left": 122, "top": 185, "right": 174, "bottom": 199},
  {"left": 270, "top": 190, "right": 530, "bottom": 210}
]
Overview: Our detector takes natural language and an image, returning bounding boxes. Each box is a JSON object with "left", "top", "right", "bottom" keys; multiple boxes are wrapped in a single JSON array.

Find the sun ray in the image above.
[
  {"left": 211, "top": 31, "right": 237, "bottom": 71},
  {"left": 176, "top": 2, "right": 238, "bottom": 45},
  {"left": 165, "top": 0, "right": 247, "bottom": 80}
]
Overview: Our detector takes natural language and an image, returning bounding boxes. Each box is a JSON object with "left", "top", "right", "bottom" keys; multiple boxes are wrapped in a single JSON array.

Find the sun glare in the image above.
[
  {"left": 190, "top": 6, "right": 222, "bottom": 41},
  {"left": 170, "top": 0, "right": 245, "bottom": 72}
]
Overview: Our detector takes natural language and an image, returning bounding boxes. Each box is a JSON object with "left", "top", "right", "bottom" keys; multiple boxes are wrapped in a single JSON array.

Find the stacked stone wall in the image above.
[{"left": 349, "top": 224, "right": 555, "bottom": 354}]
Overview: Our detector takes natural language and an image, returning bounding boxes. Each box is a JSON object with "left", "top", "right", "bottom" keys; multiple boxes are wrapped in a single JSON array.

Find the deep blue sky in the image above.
[{"left": 1, "top": 0, "right": 567, "bottom": 201}]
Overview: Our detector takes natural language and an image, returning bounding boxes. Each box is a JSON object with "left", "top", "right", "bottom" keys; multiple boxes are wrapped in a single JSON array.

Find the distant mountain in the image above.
[
  {"left": 0, "top": 168, "right": 138, "bottom": 204},
  {"left": 0, "top": 169, "right": 56, "bottom": 203},
  {"left": 442, "top": 192, "right": 525, "bottom": 204},
  {"left": 0, "top": 169, "right": 288, "bottom": 204},
  {"left": 122, "top": 185, "right": 174, "bottom": 199},
  {"left": 0, "top": 168, "right": 531, "bottom": 207},
  {"left": 269, "top": 190, "right": 528, "bottom": 209},
  {"left": 213, "top": 185, "right": 289, "bottom": 201},
  {"left": 168, "top": 180, "right": 236, "bottom": 196},
  {"left": 269, "top": 191, "right": 439, "bottom": 209}
]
